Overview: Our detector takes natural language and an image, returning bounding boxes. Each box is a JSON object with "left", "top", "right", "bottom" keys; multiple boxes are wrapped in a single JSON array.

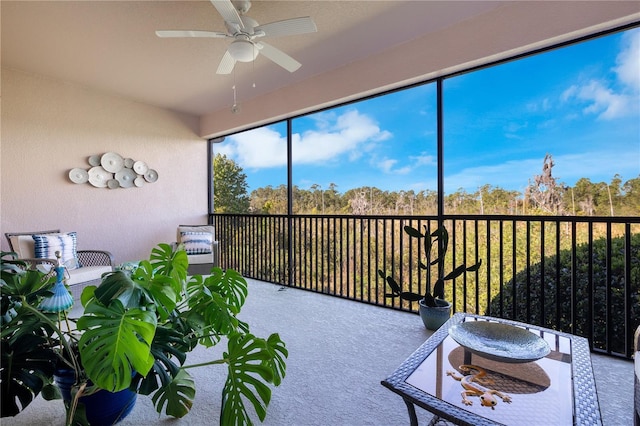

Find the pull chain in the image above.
[
  {"left": 252, "top": 44, "right": 256, "bottom": 88},
  {"left": 231, "top": 69, "right": 239, "bottom": 113}
]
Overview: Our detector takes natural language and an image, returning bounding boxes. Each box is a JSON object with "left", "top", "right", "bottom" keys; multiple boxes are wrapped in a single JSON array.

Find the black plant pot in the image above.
[{"left": 54, "top": 369, "right": 137, "bottom": 426}]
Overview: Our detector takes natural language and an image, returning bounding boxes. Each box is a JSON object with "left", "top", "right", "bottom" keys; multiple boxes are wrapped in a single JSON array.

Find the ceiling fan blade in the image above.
[
  {"left": 256, "top": 42, "right": 301, "bottom": 73},
  {"left": 216, "top": 50, "right": 236, "bottom": 74},
  {"left": 155, "top": 30, "right": 229, "bottom": 38},
  {"left": 210, "top": 0, "right": 244, "bottom": 29},
  {"left": 255, "top": 17, "right": 317, "bottom": 38}
]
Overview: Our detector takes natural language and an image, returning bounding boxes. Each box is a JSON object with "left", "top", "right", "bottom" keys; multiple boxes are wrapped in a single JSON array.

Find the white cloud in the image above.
[
  {"left": 225, "top": 109, "right": 392, "bottom": 169},
  {"left": 537, "top": 119, "right": 557, "bottom": 129},
  {"left": 526, "top": 98, "right": 552, "bottom": 113},
  {"left": 410, "top": 153, "right": 436, "bottom": 167},
  {"left": 503, "top": 121, "right": 527, "bottom": 139},
  {"left": 308, "top": 111, "right": 336, "bottom": 131},
  {"left": 394, "top": 166, "right": 413, "bottom": 175},
  {"left": 562, "top": 29, "right": 640, "bottom": 120},
  {"left": 614, "top": 28, "right": 640, "bottom": 92},
  {"left": 227, "top": 126, "right": 288, "bottom": 169},
  {"left": 504, "top": 121, "right": 528, "bottom": 135},
  {"left": 378, "top": 158, "right": 398, "bottom": 173},
  {"left": 577, "top": 80, "right": 630, "bottom": 119},
  {"left": 376, "top": 152, "right": 435, "bottom": 175},
  {"left": 561, "top": 85, "right": 578, "bottom": 102},
  {"left": 562, "top": 78, "right": 635, "bottom": 120}
]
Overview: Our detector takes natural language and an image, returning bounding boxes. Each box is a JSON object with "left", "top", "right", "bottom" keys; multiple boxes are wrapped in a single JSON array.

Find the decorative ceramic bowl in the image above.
[{"left": 449, "top": 320, "right": 551, "bottom": 363}]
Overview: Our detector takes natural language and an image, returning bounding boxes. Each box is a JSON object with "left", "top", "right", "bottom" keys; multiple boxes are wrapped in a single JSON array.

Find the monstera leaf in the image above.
[
  {"left": 89, "top": 270, "right": 146, "bottom": 309},
  {"left": 1, "top": 267, "right": 48, "bottom": 295},
  {"left": 149, "top": 243, "right": 189, "bottom": 283},
  {"left": 202, "top": 268, "right": 248, "bottom": 312},
  {"left": 77, "top": 300, "right": 156, "bottom": 392},
  {"left": 136, "top": 325, "right": 189, "bottom": 396},
  {"left": 151, "top": 368, "right": 196, "bottom": 418},
  {"left": 263, "top": 333, "right": 288, "bottom": 387},
  {"left": 1, "top": 265, "right": 54, "bottom": 315},
  {"left": 184, "top": 270, "right": 248, "bottom": 346},
  {"left": 131, "top": 262, "right": 179, "bottom": 321},
  {"left": 221, "top": 332, "right": 287, "bottom": 426},
  {"left": 1, "top": 334, "right": 58, "bottom": 417},
  {"left": 131, "top": 244, "right": 187, "bottom": 322}
]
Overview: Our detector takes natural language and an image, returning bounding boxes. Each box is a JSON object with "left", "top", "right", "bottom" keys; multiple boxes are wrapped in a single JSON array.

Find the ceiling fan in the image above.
[{"left": 156, "top": 0, "right": 317, "bottom": 74}]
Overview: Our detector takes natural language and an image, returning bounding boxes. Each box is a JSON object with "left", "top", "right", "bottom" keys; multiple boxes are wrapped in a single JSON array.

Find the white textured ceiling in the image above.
[{"left": 3, "top": 1, "right": 639, "bottom": 136}]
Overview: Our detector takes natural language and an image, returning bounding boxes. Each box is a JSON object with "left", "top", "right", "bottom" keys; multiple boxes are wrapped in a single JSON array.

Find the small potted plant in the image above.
[
  {"left": 1, "top": 243, "right": 287, "bottom": 425},
  {"left": 378, "top": 224, "right": 481, "bottom": 330}
]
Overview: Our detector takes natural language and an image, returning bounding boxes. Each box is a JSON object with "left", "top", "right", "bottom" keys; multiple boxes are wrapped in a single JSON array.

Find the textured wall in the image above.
[{"left": 1, "top": 68, "right": 208, "bottom": 264}]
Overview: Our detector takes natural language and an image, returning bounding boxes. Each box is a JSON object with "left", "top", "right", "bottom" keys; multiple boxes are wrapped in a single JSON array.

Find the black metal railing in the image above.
[{"left": 212, "top": 213, "right": 639, "bottom": 359}]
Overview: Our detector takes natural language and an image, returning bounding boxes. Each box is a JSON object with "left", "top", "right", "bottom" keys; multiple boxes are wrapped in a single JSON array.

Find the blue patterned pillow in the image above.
[
  {"left": 180, "top": 231, "right": 212, "bottom": 255},
  {"left": 33, "top": 232, "right": 79, "bottom": 270}
]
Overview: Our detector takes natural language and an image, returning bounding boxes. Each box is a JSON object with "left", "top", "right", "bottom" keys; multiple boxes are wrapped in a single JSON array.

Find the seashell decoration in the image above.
[{"left": 69, "top": 152, "right": 158, "bottom": 189}]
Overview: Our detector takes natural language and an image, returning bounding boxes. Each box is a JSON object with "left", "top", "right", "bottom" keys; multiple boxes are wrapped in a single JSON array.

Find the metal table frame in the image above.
[{"left": 381, "top": 313, "right": 602, "bottom": 426}]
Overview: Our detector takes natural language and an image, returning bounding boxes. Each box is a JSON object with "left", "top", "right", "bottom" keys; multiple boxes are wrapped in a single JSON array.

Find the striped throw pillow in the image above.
[
  {"left": 32, "top": 232, "right": 79, "bottom": 270},
  {"left": 180, "top": 231, "right": 212, "bottom": 255}
]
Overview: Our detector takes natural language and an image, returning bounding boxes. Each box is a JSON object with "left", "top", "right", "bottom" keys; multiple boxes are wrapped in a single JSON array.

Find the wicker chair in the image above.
[
  {"left": 5, "top": 230, "right": 113, "bottom": 300},
  {"left": 176, "top": 224, "right": 219, "bottom": 275}
]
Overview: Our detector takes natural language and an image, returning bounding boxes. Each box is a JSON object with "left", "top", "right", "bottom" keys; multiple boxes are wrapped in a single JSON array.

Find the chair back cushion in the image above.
[
  {"left": 177, "top": 225, "right": 215, "bottom": 241},
  {"left": 177, "top": 225, "right": 216, "bottom": 258},
  {"left": 179, "top": 231, "right": 213, "bottom": 255},
  {"left": 32, "top": 232, "right": 79, "bottom": 270},
  {"left": 7, "top": 229, "right": 61, "bottom": 258}
]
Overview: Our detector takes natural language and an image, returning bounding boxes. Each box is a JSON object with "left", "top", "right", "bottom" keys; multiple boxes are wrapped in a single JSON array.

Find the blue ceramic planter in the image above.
[
  {"left": 54, "top": 369, "right": 137, "bottom": 426},
  {"left": 418, "top": 299, "right": 452, "bottom": 330}
]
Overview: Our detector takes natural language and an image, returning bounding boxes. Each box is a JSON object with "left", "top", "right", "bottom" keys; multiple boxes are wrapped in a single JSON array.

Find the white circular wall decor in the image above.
[{"left": 70, "top": 152, "right": 158, "bottom": 189}]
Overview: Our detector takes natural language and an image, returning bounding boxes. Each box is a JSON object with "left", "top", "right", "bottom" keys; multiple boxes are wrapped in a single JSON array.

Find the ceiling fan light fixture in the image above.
[
  {"left": 228, "top": 40, "right": 258, "bottom": 62},
  {"left": 231, "top": 0, "right": 252, "bottom": 15}
]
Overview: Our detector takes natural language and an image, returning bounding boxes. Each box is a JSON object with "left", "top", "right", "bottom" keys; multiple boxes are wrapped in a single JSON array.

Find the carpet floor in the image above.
[{"left": 4, "top": 279, "right": 633, "bottom": 425}]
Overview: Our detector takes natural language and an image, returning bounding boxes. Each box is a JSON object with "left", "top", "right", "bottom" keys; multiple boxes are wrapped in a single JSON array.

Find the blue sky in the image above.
[{"left": 216, "top": 28, "right": 639, "bottom": 195}]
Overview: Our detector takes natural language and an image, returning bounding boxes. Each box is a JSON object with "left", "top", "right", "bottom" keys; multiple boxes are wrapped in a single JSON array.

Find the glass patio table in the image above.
[{"left": 382, "top": 313, "right": 602, "bottom": 426}]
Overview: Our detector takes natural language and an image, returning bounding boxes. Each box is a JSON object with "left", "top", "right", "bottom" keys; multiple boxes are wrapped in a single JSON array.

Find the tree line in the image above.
[
  {"left": 214, "top": 153, "right": 640, "bottom": 217},
  {"left": 213, "top": 152, "right": 638, "bottom": 355}
]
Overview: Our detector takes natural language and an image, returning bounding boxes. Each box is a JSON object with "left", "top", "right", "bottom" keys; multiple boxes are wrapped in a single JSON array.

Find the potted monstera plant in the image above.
[
  {"left": 1, "top": 243, "right": 287, "bottom": 425},
  {"left": 378, "top": 224, "right": 482, "bottom": 330}
]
